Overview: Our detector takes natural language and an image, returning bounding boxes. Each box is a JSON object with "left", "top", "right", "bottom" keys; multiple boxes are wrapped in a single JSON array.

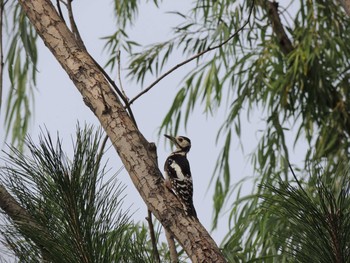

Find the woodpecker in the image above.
[{"left": 164, "top": 134, "right": 197, "bottom": 218}]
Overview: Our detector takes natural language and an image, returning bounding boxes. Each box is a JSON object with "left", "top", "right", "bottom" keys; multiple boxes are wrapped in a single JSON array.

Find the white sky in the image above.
[{"left": 0, "top": 0, "right": 306, "bottom": 261}]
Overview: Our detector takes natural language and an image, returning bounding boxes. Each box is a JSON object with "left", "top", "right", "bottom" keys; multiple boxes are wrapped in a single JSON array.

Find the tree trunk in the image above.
[{"left": 17, "top": 1, "right": 227, "bottom": 262}]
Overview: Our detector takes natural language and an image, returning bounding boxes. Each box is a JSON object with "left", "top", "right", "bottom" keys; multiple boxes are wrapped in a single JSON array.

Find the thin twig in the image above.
[
  {"left": 96, "top": 134, "right": 109, "bottom": 167},
  {"left": 92, "top": 58, "right": 138, "bottom": 127},
  {"left": 0, "top": 0, "right": 5, "bottom": 112},
  {"left": 146, "top": 210, "right": 161, "bottom": 263},
  {"left": 288, "top": 162, "right": 308, "bottom": 197},
  {"left": 128, "top": 0, "right": 256, "bottom": 106},
  {"left": 58, "top": 0, "right": 67, "bottom": 6},
  {"left": 67, "top": 0, "right": 85, "bottom": 49},
  {"left": 165, "top": 228, "right": 178, "bottom": 263},
  {"left": 144, "top": 144, "right": 161, "bottom": 263},
  {"left": 56, "top": 0, "right": 66, "bottom": 22},
  {"left": 117, "top": 50, "right": 129, "bottom": 101},
  {"left": 0, "top": 184, "right": 51, "bottom": 259},
  {"left": 265, "top": 1, "right": 293, "bottom": 55}
]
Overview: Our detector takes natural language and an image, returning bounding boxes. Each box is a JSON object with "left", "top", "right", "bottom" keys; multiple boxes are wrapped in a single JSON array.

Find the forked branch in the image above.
[
  {"left": 65, "top": 0, "right": 137, "bottom": 126},
  {"left": 128, "top": 0, "right": 255, "bottom": 106},
  {"left": 146, "top": 210, "right": 161, "bottom": 263},
  {"left": 0, "top": 184, "right": 51, "bottom": 259}
]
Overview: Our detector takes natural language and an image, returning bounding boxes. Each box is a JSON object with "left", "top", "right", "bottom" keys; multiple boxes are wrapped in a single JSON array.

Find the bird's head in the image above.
[{"left": 164, "top": 134, "right": 191, "bottom": 153}]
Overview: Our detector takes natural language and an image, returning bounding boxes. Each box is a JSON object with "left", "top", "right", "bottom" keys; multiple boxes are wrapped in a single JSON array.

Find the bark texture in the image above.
[
  {"left": 0, "top": 185, "right": 51, "bottom": 259},
  {"left": 339, "top": 0, "right": 350, "bottom": 16},
  {"left": 265, "top": 1, "right": 293, "bottom": 55},
  {"left": 17, "top": 0, "right": 227, "bottom": 262},
  {"left": 0, "top": 185, "right": 37, "bottom": 229}
]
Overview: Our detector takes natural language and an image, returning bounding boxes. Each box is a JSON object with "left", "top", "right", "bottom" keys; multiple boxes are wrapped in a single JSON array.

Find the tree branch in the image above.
[
  {"left": 67, "top": 0, "right": 85, "bottom": 49},
  {"left": 127, "top": 0, "right": 256, "bottom": 106},
  {"left": 146, "top": 142, "right": 162, "bottom": 263},
  {"left": 146, "top": 210, "right": 161, "bottom": 263},
  {"left": 65, "top": 0, "right": 137, "bottom": 126},
  {"left": 339, "top": 0, "right": 350, "bottom": 16},
  {"left": 165, "top": 228, "right": 178, "bottom": 263},
  {"left": 56, "top": 0, "right": 66, "bottom": 24},
  {"left": 0, "top": 0, "right": 5, "bottom": 112},
  {"left": 17, "top": 0, "right": 227, "bottom": 261},
  {"left": 117, "top": 50, "right": 129, "bottom": 101},
  {"left": 264, "top": 1, "right": 293, "bottom": 55}
]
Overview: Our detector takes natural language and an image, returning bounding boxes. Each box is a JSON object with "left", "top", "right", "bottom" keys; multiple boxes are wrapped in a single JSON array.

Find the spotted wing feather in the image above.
[{"left": 164, "top": 154, "right": 197, "bottom": 217}]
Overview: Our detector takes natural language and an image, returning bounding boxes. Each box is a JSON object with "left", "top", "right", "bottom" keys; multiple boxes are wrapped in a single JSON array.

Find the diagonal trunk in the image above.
[{"left": 16, "top": 1, "right": 226, "bottom": 262}]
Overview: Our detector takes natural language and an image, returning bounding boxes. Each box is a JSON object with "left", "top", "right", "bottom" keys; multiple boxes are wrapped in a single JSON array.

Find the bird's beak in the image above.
[{"left": 164, "top": 134, "right": 176, "bottom": 143}]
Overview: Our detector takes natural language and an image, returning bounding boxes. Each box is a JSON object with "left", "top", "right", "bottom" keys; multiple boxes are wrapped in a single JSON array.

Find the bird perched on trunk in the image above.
[{"left": 164, "top": 134, "right": 197, "bottom": 218}]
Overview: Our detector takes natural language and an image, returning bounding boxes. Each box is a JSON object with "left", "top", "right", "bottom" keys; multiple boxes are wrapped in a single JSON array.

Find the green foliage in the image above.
[
  {"left": 113, "top": 0, "right": 139, "bottom": 28},
  {"left": 106, "top": 0, "right": 350, "bottom": 261},
  {"left": 259, "top": 165, "right": 350, "bottom": 262},
  {"left": 102, "top": 28, "right": 140, "bottom": 72},
  {"left": 0, "top": 126, "right": 154, "bottom": 262},
  {"left": 220, "top": 164, "right": 350, "bottom": 262},
  {"left": 3, "top": 0, "right": 350, "bottom": 261},
  {"left": 4, "top": 3, "right": 38, "bottom": 151},
  {"left": 219, "top": 170, "right": 287, "bottom": 262}
]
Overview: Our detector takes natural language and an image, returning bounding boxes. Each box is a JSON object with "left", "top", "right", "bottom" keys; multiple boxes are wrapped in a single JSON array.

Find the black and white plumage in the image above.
[{"left": 164, "top": 134, "right": 197, "bottom": 218}]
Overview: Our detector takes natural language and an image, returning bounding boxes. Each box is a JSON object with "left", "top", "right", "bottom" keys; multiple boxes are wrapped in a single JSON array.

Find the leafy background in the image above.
[{"left": 1, "top": 0, "right": 350, "bottom": 262}]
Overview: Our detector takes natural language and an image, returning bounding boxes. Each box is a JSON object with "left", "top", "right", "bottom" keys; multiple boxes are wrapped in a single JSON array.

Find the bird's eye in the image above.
[{"left": 178, "top": 138, "right": 183, "bottom": 142}]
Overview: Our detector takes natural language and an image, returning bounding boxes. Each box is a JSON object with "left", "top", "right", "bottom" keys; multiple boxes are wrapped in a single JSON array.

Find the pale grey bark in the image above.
[
  {"left": 0, "top": 185, "right": 50, "bottom": 259},
  {"left": 16, "top": 0, "right": 227, "bottom": 262}
]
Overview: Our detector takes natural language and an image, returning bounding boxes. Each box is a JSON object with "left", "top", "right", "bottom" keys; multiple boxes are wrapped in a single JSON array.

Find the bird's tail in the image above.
[{"left": 184, "top": 203, "right": 197, "bottom": 218}]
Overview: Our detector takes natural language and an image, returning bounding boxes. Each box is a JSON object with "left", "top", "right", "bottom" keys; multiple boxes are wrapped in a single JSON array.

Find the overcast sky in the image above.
[{"left": 1, "top": 0, "right": 306, "bottom": 260}]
